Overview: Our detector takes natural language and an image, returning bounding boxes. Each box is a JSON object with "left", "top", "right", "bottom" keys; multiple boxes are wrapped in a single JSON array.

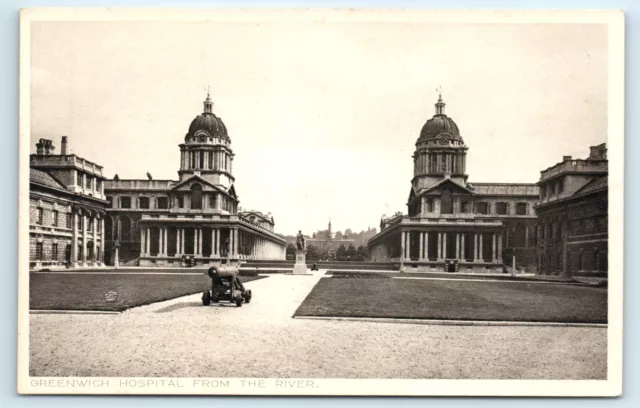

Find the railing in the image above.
[
  {"left": 30, "top": 154, "right": 104, "bottom": 176},
  {"left": 540, "top": 159, "right": 607, "bottom": 180},
  {"left": 104, "top": 179, "right": 174, "bottom": 190}
]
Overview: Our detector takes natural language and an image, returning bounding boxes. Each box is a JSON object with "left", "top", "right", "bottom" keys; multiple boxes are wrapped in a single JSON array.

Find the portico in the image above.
[{"left": 137, "top": 214, "right": 286, "bottom": 267}]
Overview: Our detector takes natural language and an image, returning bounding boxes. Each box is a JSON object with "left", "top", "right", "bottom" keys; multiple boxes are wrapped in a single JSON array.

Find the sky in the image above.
[{"left": 29, "top": 19, "right": 608, "bottom": 236}]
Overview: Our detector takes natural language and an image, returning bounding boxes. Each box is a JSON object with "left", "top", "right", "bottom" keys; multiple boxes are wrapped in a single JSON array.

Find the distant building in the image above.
[
  {"left": 103, "top": 93, "right": 286, "bottom": 266},
  {"left": 306, "top": 219, "right": 355, "bottom": 257},
  {"left": 367, "top": 94, "right": 539, "bottom": 272},
  {"left": 534, "top": 144, "right": 608, "bottom": 277},
  {"left": 29, "top": 136, "right": 109, "bottom": 269}
]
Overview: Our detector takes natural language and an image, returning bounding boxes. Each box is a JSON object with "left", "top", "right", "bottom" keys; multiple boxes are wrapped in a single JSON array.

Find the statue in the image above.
[{"left": 296, "top": 230, "right": 306, "bottom": 252}]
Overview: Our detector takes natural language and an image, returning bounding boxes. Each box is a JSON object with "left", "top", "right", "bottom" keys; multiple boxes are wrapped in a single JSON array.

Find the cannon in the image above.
[{"left": 202, "top": 265, "right": 252, "bottom": 307}]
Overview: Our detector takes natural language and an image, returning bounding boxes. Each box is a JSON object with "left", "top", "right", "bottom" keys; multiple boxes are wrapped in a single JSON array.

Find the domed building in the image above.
[
  {"left": 368, "top": 94, "right": 540, "bottom": 273},
  {"left": 103, "top": 92, "right": 287, "bottom": 267}
]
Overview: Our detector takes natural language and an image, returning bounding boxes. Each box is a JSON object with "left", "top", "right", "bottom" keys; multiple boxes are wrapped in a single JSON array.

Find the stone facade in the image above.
[
  {"left": 29, "top": 136, "right": 108, "bottom": 269},
  {"left": 535, "top": 144, "right": 608, "bottom": 277},
  {"left": 103, "top": 93, "right": 287, "bottom": 267},
  {"left": 367, "top": 95, "right": 539, "bottom": 272}
]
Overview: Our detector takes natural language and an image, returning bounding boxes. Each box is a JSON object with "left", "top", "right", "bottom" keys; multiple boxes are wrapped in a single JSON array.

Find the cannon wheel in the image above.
[
  {"left": 244, "top": 289, "right": 252, "bottom": 304},
  {"left": 202, "top": 291, "right": 211, "bottom": 306},
  {"left": 235, "top": 295, "right": 243, "bottom": 307}
]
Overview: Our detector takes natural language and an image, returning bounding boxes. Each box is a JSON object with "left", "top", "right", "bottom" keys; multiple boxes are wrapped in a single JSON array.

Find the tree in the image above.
[
  {"left": 285, "top": 243, "right": 296, "bottom": 260},
  {"left": 356, "top": 245, "right": 368, "bottom": 261},
  {"left": 334, "top": 231, "right": 343, "bottom": 240},
  {"left": 306, "top": 244, "right": 320, "bottom": 261},
  {"left": 346, "top": 244, "right": 357, "bottom": 260},
  {"left": 336, "top": 244, "right": 347, "bottom": 261}
]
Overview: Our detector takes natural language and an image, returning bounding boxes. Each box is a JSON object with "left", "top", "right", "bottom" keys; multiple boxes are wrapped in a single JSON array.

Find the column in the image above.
[
  {"left": 442, "top": 232, "right": 447, "bottom": 260},
  {"left": 437, "top": 232, "right": 442, "bottom": 261},
  {"left": 176, "top": 228, "right": 181, "bottom": 256},
  {"left": 71, "top": 212, "right": 78, "bottom": 263},
  {"left": 215, "top": 229, "right": 220, "bottom": 256},
  {"left": 234, "top": 229, "right": 239, "bottom": 256},
  {"left": 100, "top": 218, "right": 105, "bottom": 262},
  {"left": 492, "top": 233, "right": 497, "bottom": 262},
  {"left": 146, "top": 227, "right": 151, "bottom": 254},
  {"left": 158, "top": 227, "right": 164, "bottom": 257},
  {"left": 424, "top": 232, "right": 429, "bottom": 260},
  {"left": 92, "top": 216, "right": 98, "bottom": 260},
  {"left": 455, "top": 233, "right": 460, "bottom": 260},
  {"left": 193, "top": 229, "right": 198, "bottom": 255},
  {"left": 163, "top": 228, "right": 168, "bottom": 256},
  {"left": 473, "top": 233, "right": 478, "bottom": 261},
  {"left": 400, "top": 231, "right": 406, "bottom": 261},
  {"left": 419, "top": 232, "right": 424, "bottom": 260},
  {"left": 198, "top": 229, "right": 203, "bottom": 255},
  {"left": 181, "top": 228, "right": 185, "bottom": 255},
  {"left": 497, "top": 233, "right": 503, "bottom": 262},
  {"left": 405, "top": 232, "right": 411, "bottom": 260},
  {"left": 140, "top": 227, "right": 145, "bottom": 256},
  {"left": 211, "top": 229, "right": 216, "bottom": 257},
  {"left": 479, "top": 233, "right": 484, "bottom": 262},
  {"left": 81, "top": 214, "right": 88, "bottom": 262},
  {"left": 525, "top": 226, "right": 530, "bottom": 248}
]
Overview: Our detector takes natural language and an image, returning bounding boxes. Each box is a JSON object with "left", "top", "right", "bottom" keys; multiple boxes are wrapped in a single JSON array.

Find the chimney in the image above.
[
  {"left": 35, "top": 139, "right": 45, "bottom": 156},
  {"left": 61, "top": 136, "right": 68, "bottom": 155},
  {"left": 44, "top": 139, "right": 55, "bottom": 155},
  {"left": 562, "top": 155, "right": 572, "bottom": 161}
]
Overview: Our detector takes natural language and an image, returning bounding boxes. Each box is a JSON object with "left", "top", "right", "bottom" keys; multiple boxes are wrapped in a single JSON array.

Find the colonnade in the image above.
[
  {"left": 400, "top": 230, "right": 502, "bottom": 263},
  {"left": 139, "top": 225, "right": 285, "bottom": 260},
  {"left": 71, "top": 210, "right": 105, "bottom": 264}
]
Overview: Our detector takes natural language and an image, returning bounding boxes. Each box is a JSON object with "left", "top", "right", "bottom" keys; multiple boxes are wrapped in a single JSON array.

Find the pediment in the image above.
[
  {"left": 422, "top": 179, "right": 474, "bottom": 196},
  {"left": 170, "top": 175, "right": 227, "bottom": 193}
]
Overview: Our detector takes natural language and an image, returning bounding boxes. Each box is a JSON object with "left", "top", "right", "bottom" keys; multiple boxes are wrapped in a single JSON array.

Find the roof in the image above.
[
  {"left": 573, "top": 176, "right": 608, "bottom": 198},
  {"left": 469, "top": 183, "right": 539, "bottom": 196},
  {"left": 30, "top": 169, "right": 67, "bottom": 191}
]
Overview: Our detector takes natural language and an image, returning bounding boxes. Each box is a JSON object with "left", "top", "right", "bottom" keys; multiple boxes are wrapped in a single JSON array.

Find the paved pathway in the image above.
[{"left": 29, "top": 271, "right": 607, "bottom": 379}]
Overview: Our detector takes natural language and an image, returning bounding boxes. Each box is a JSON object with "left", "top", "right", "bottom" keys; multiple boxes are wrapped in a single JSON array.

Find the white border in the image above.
[{"left": 17, "top": 8, "right": 625, "bottom": 397}]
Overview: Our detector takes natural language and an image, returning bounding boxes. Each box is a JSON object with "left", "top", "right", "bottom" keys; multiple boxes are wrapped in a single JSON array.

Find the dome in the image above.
[
  {"left": 187, "top": 113, "right": 228, "bottom": 139},
  {"left": 186, "top": 93, "right": 229, "bottom": 140},
  {"left": 417, "top": 94, "right": 464, "bottom": 143},
  {"left": 418, "top": 115, "right": 461, "bottom": 142}
]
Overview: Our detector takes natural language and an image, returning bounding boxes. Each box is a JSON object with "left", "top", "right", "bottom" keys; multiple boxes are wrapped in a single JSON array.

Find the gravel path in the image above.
[{"left": 29, "top": 271, "right": 607, "bottom": 379}]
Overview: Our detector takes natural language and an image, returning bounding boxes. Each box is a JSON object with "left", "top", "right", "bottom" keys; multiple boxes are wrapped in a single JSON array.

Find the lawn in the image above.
[
  {"left": 30, "top": 271, "right": 266, "bottom": 312},
  {"left": 294, "top": 277, "right": 607, "bottom": 323}
]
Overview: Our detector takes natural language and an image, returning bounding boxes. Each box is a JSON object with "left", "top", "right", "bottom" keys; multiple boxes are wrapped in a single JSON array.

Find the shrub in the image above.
[
  {"left": 329, "top": 271, "right": 391, "bottom": 279},
  {"left": 239, "top": 269, "right": 259, "bottom": 277}
]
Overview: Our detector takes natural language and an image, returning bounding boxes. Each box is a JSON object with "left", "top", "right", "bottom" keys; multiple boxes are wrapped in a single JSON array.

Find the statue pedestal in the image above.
[{"left": 292, "top": 250, "right": 308, "bottom": 275}]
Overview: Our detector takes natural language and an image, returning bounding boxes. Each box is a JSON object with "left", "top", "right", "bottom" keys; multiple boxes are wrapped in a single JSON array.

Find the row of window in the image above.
[
  {"left": 537, "top": 216, "right": 607, "bottom": 242},
  {"left": 75, "top": 170, "right": 103, "bottom": 192},
  {"left": 540, "top": 177, "right": 564, "bottom": 199},
  {"left": 184, "top": 150, "right": 230, "bottom": 171},
  {"left": 34, "top": 242, "right": 100, "bottom": 261},
  {"left": 108, "top": 186, "right": 234, "bottom": 212},
  {"left": 424, "top": 194, "right": 528, "bottom": 215},
  {"left": 35, "top": 207, "right": 101, "bottom": 232}
]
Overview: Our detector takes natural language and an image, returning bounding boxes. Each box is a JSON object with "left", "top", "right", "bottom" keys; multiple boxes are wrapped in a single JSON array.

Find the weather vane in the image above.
[
  {"left": 204, "top": 85, "right": 210, "bottom": 97},
  {"left": 436, "top": 85, "right": 442, "bottom": 97}
]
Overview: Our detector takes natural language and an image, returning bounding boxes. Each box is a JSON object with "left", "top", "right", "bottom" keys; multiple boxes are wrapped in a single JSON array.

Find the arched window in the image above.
[
  {"left": 426, "top": 198, "right": 434, "bottom": 213},
  {"left": 191, "top": 184, "right": 203, "bottom": 210},
  {"left": 441, "top": 189, "right": 453, "bottom": 214}
]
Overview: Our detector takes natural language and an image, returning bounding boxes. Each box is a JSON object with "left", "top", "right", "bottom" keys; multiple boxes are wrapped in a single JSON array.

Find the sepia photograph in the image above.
[{"left": 18, "top": 8, "right": 624, "bottom": 396}]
